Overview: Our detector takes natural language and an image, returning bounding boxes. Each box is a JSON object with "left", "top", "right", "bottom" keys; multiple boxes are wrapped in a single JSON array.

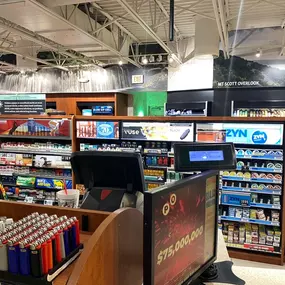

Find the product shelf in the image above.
[
  {"left": 219, "top": 215, "right": 280, "bottom": 226},
  {"left": 12, "top": 173, "right": 72, "bottom": 180},
  {"left": 225, "top": 242, "right": 281, "bottom": 255},
  {"left": 221, "top": 202, "right": 281, "bottom": 210},
  {"left": 222, "top": 176, "right": 282, "bottom": 184},
  {"left": 0, "top": 135, "right": 71, "bottom": 140},
  {"left": 236, "top": 154, "right": 283, "bottom": 161},
  {"left": 0, "top": 149, "right": 71, "bottom": 156},
  {"left": 220, "top": 186, "right": 281, "bottom": 195},
  {"left": 236, "top": 167, "right": 282, "bottom": 173}
]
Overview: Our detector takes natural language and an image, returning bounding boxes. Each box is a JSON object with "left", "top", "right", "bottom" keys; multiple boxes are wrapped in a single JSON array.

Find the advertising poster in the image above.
[
  {"left": 223, "top": 123, "right": 283, "bottom": 145},
  {"left": 0, "top": 119, "right": 71, "bottom": 138},
  {"left": 121, "top": 122, "right": 194, "bottom": 142},
  {"left": 204, "top": 177, "right": 217, "bottom": 262},
  {"left": 196, "top": 123, "right": 226, "bottom": 142},
  {"left": 0, "top": 94, "right": 46, "bottom": 115},
  {"left": 153, "top": 180, "right": 206, "bottom": 285},
  {"left": 213, "top": 28, "right": 285, "bottom": 88},
  {"left": 76, "top": 121, "right": 119, "bottom": 139},
  {"left": 197, "top": 123, "right": 283, "bottom": 145}
]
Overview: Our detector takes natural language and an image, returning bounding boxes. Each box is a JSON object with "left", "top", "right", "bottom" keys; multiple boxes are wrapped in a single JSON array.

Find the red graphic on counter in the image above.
[
  {"left": 0, "top": 119, "right": 71, "bottom": 138},
  {"left": 153, "top": 181, "right": 206, "bottom": 285}
]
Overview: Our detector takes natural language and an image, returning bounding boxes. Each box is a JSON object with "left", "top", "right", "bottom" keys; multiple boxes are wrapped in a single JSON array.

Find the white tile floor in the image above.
[
  {"left": 231, "top": 258, "right": 285, "bottom": 285},
  {"left": 207, "top": 231, "right": 285, "bottom": 285}
]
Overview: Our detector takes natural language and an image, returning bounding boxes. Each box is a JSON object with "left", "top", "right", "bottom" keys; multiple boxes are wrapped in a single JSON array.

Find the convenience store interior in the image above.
[{"left": 1, "top": 0, "right": 285, "bottom": 285}]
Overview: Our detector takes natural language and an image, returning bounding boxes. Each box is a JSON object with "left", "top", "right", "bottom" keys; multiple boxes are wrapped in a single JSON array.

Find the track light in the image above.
[
  {"left": 255, "top": 49, "right": 262, "bottom": 58},
  {"left": 168, "top": 54, "right": 174, "bottom": 63},
  {"left": 142, "top": 56, "right": 148, "bottom": 65},
  {"left": 149, "top": 55, "right": 155, "bottom": 63},
  {"left": 157, "top": 54, "right": 162, "bottom": 62}
]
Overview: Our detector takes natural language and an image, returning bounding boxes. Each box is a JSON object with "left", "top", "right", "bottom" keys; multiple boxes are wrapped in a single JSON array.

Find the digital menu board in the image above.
[
  {"left": 196, "top": 123, "right": 283, "bottom": 145},
  {"left": 144, "top": 171, "right": 218, "bottom": 285},
  {"left": 121, "top": 122, "right": 194, "bottom": 142},
  {"left": 76, "top": 121, "right": 119, "bottom": 139}
]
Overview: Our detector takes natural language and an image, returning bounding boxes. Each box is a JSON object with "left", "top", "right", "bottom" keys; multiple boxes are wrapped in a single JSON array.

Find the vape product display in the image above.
[
  {"left": 0, "top": 212, "right": 81, "bottom": 281},
  {"left": 0, "top": 118, "right": 72, "bottom": 206},
  {"left": 233, "top": 108, "right": 285, "bottom": 117}
]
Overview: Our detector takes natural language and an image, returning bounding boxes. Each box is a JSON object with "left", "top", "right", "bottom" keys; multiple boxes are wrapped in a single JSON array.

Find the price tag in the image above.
[
  {"left": 24, "top": 197, "right": 33, "bottom": 204},
  {"left": 44, "top": 200, "right": 53, "bottom": 206}
]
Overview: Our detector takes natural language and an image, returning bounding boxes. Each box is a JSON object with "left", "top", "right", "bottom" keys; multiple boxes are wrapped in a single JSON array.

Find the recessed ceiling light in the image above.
[
  {"left": 255, "top": 50, "right": 262, "bottom": 58},
  {"left": 118, "top": 60, "right": 123, "bottom": 65}
]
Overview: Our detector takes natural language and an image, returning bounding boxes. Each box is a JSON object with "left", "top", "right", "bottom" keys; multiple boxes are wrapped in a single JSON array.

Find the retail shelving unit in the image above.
[
  {"left": 0, "top": 115, "right": 73, "bottom": 205},
  {"left": 74, "top": 116, "right": 285, "bottom": 265}
]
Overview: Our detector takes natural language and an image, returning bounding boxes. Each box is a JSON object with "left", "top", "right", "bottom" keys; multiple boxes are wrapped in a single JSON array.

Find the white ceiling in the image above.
[{"left": 0, "top": 0, "right": 284, "bottom": 71}]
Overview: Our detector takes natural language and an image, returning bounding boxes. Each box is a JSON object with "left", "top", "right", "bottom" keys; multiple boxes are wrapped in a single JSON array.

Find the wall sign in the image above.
[
  {"left": 197, "top": 123, "right": 283, "bottom": 145},
  {"left": 0, "top": 94, "right": 46, "bottom": 115},
  {"left": 121, "top": 122, "right": 194, "bottom": 142},
  {"left": 132, "top": 74, "right": 144, "bottom": 84},
  {"left": 76, "top": 121, "right": 119, "bottom": 139}
]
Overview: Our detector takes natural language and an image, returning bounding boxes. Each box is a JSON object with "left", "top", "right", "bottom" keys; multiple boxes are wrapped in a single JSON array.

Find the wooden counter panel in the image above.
[
  {"left": 0, "top": 201, "right": 110, "bottom": 233},
  {"left": 54, "top": 232, "right": 92, "bottom": 285},
  {"left": 67, "top": 208, "right": 143, "bottom": 285}
]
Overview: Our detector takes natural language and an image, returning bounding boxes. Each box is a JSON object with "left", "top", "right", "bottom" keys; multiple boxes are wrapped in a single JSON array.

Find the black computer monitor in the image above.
[{"left": 144, "top": 170, "right": 219, "bottom": 285}]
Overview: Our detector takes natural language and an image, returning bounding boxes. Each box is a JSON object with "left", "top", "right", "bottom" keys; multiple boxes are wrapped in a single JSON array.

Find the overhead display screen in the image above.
[
  {"left": 144, "top": 172, "right": 218, "bottom": 285},
  {"left": 121, "top": 122, "right": 194, "bottom": 142},
  {"left": 189, "top": 150, "right": 224, "bottom": 162},
  {"left": 196, "top": 123, "right": 283, "bottom": 145}
]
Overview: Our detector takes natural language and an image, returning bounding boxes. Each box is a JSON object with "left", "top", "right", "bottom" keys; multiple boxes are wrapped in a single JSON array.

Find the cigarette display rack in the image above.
[{"left": 0, "top": 116, "right": 73, "bottom": 206}]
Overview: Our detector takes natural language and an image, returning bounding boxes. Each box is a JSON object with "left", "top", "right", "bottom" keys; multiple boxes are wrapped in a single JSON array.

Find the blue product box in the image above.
[
  {"left": 96, "top": 122, "right": 115, "bottom": 139},
  {"left": 221, "top": 192, "right": 251, "bottom": 206}
]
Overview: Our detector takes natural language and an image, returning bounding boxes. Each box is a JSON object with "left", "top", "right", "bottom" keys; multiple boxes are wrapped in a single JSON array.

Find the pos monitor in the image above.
[{"left": 143, "top": 143, "right": 236, "bottom": 285}]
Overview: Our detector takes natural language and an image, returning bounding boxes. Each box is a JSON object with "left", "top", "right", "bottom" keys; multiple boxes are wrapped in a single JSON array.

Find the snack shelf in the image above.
[
  {"left": 220, "top": 186, "right": 282, "bottom": 195},
  {"left": 219, "top": 216, "right": 280, "bottom": 226},
  {"left": 225, "top": 242, "right": 281, "bottom": 255},
  {"left": 236, "top": 167, "right": 282, "bottom": 173},
  {"left": 222, "top": 176, "right": 282, "bottom": 184},
  {"left": 236, "top": 155, "right": 283, "bottom": 161},
  {"left": 0, "top": 149, "right": 71, "bottom": 156},
  {"left": 221, "top": 202, "right": 281, "bottom": 210}
]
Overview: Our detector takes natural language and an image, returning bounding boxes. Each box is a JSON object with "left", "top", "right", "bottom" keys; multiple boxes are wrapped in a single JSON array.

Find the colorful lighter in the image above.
[
  {"left": 63, "top": 224, "right": 70, "bottom": 256},
  {"left": 73, "top": 217, "right": 80, "bottom": 246},
  {"left": 8, "top": 238, "right": 20, "bottom": 274},
  {"left": 19, "top": 241, "right": 30, "bottom": 276},
  {"left": 0, "top": 238, "right": 8, "bottom": 271},
  {"left": 54, "top": 229, "right": 62, "bottom": 263},
  {"left": 59, "top": 230, "right": 66, "bottom": 259},
  {"left": 41, "top": 240, "right": 49, "bottom": 275},
  {"left": 30, "top": 241, "right": 44, "bottom": 277}
]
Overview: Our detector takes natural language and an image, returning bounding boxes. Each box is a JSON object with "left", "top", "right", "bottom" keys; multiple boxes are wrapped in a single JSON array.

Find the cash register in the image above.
[{"left": 70, "top": 151, "right": 145, "bottom": 212}]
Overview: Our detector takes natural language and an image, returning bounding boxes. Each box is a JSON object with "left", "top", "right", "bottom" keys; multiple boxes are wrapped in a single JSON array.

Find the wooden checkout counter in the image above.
[{"left": 0, "top": 200, "right": 143, "bottom": 285}]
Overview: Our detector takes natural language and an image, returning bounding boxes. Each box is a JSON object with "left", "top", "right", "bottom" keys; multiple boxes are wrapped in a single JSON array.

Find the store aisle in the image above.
[{"left": 232, "top": 258, "right": 285, "bottom": 285}]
